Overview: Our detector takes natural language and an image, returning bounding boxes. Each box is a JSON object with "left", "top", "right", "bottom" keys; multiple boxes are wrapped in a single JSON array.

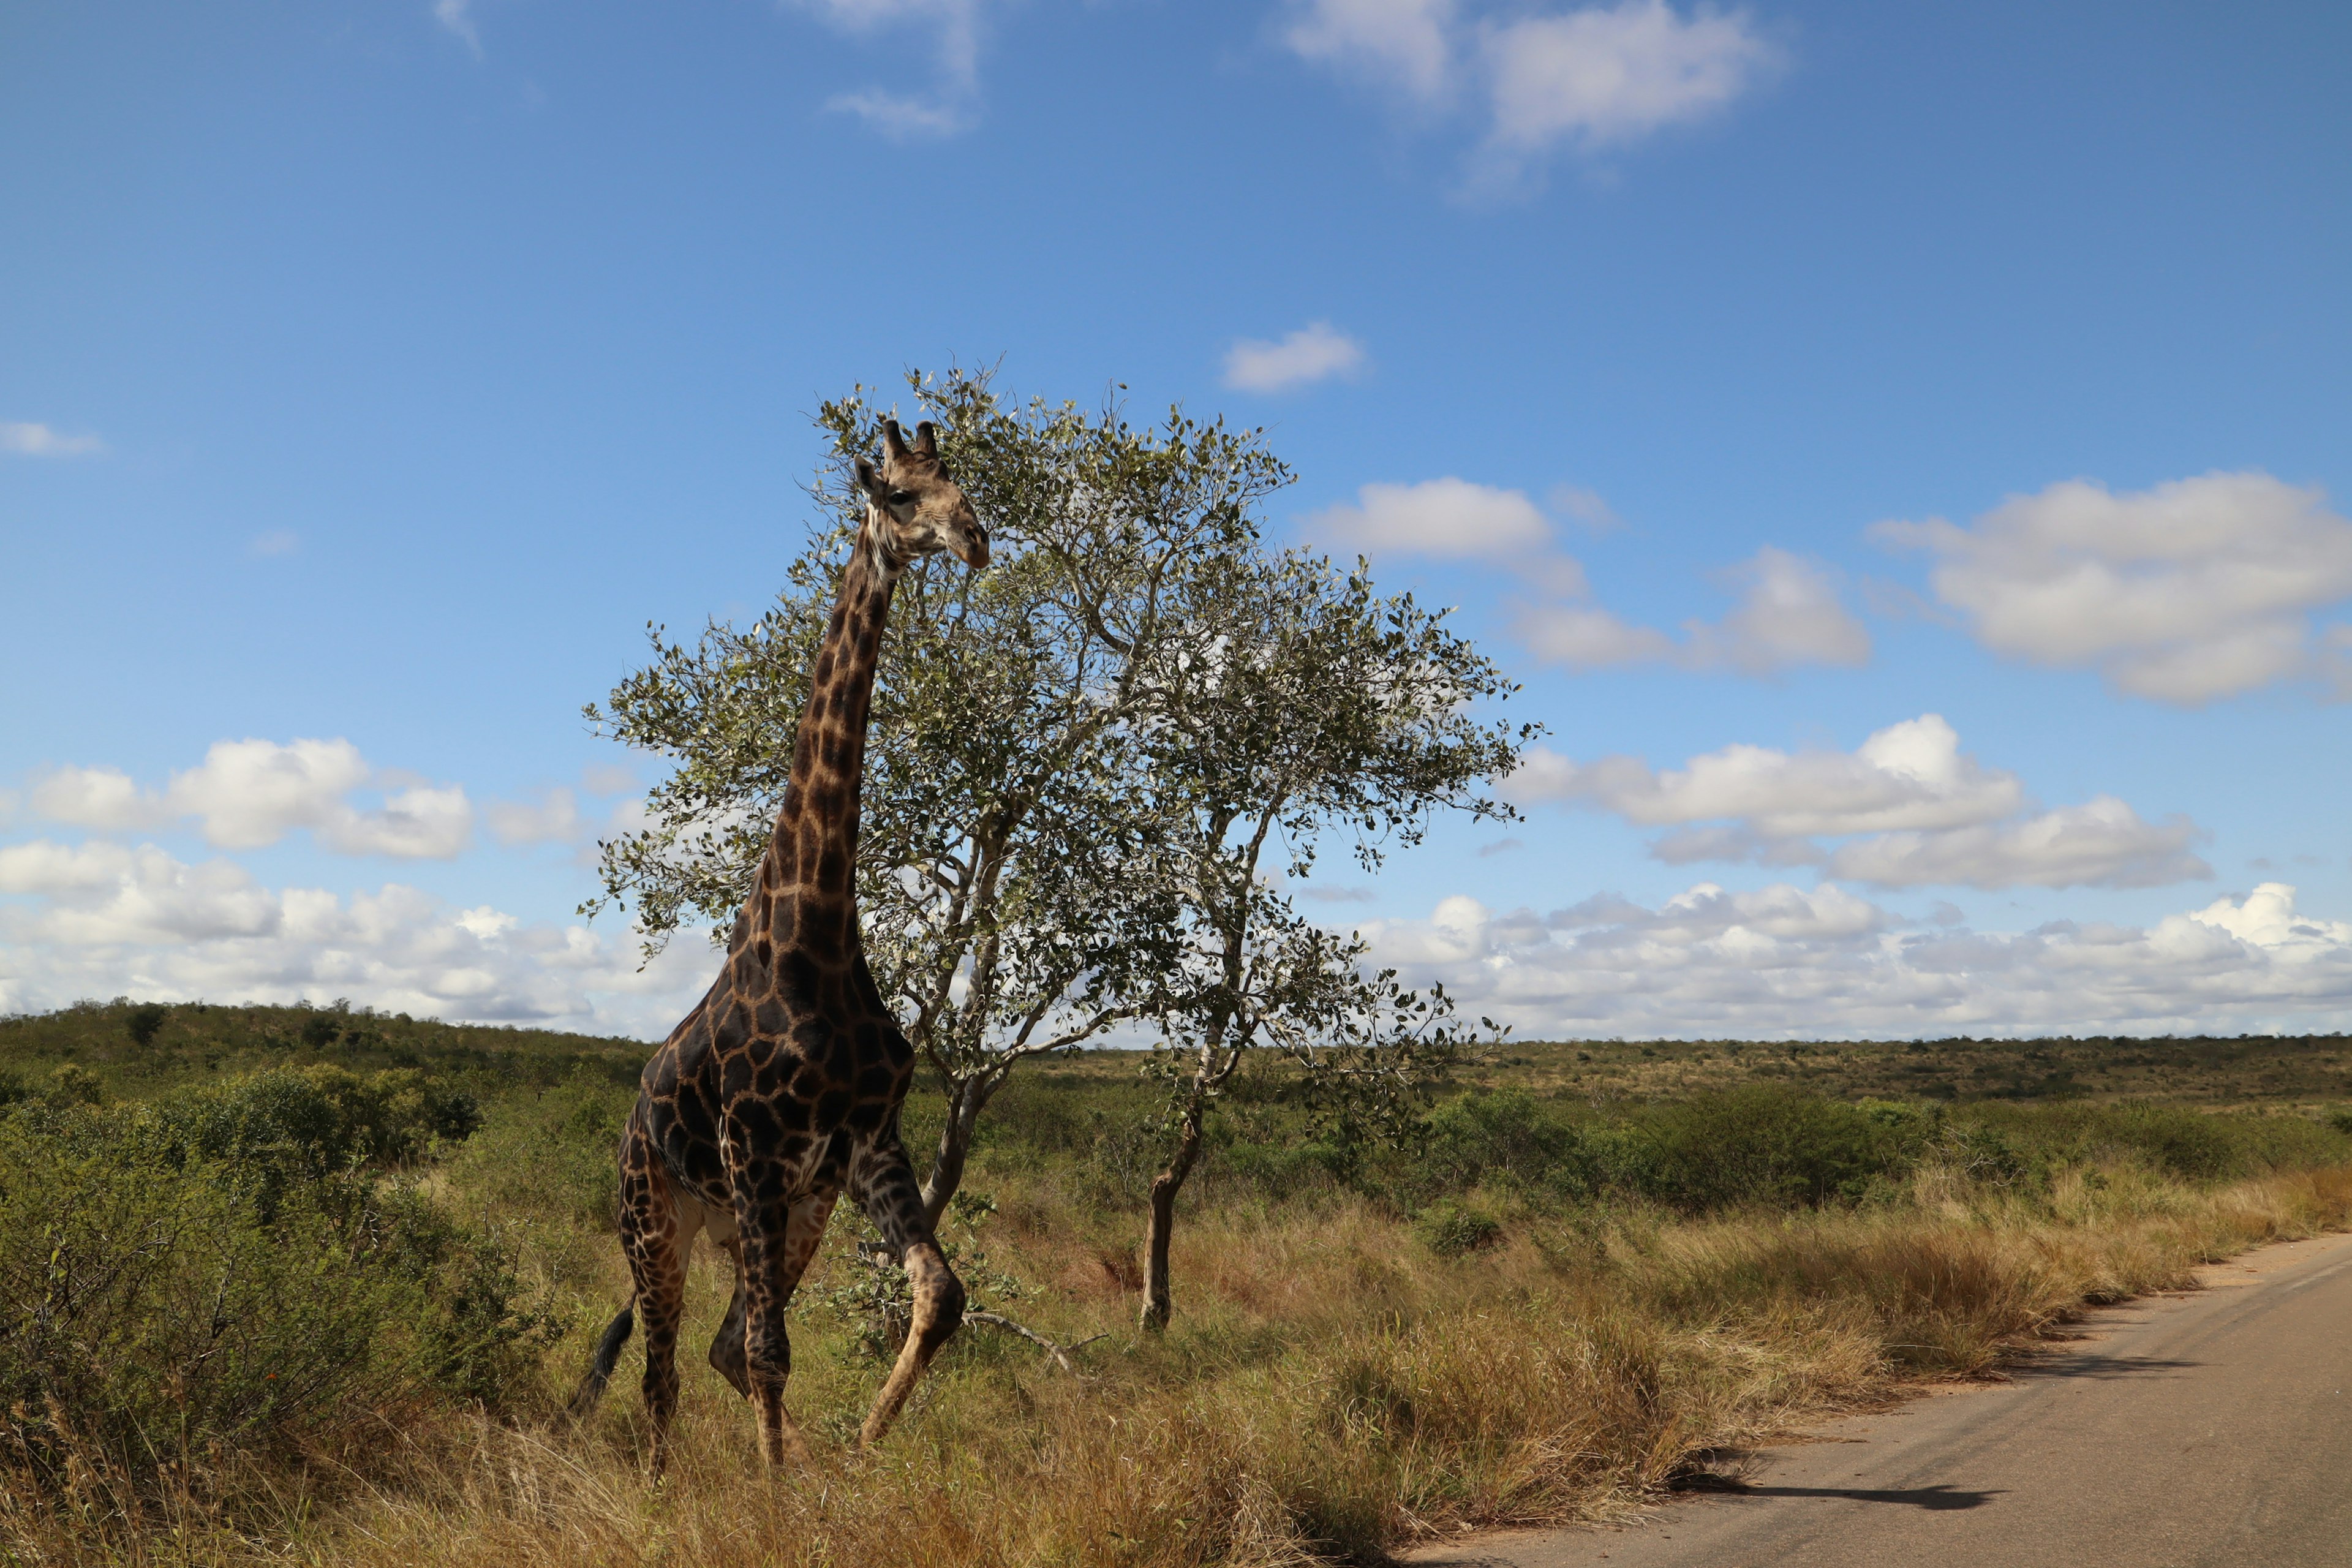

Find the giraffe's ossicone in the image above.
[{"left": 570, "top": 417, "right": 988, "bottom": 1471}]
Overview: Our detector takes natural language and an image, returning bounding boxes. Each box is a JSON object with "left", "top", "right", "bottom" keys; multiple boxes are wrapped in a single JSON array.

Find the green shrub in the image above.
[
  {"left": 124, "top": 1001, "right": 168, "bottom": 1048},
  {"left": 153, "top": 1065, "right": 480, "bottom": 1207},
  {"left": 1615, "top": 1085, "right": 1921, "bottom": 1211},
  {"left": 1415, "top": 1200, "right": 1503, "bottom": 1255},
  {"left": 44, "top": 1062, "right": 107, "bottom": 1108},
  {"left": 1968, "top": 1100, "right": 2351, "bottom": 1183},
  {"left": 1415, "top": 1088, "right": 1595, "bottom": 1200},
  {"left": 0, "top": 1110, "right": 554, "bottom": 1501}
]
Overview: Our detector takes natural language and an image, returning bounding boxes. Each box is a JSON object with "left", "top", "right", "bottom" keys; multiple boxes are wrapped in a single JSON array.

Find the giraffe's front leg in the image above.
[
  {"left": 730, "top": 1176, "right": 836, "bottom": 1469},
  {"left": 851, "top": 1140, "right": 966, "bottom": 1449}
]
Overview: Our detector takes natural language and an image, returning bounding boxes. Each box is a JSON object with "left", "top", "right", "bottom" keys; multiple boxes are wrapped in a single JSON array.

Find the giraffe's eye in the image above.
[{"left": 888, "top": 489, "right": 915, "bottom": 507}]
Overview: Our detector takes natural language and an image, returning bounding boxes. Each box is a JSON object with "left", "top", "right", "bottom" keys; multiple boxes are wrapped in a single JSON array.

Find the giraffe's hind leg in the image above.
[
  {"left": 617, "top": 1126, "right": 696, "bottom": 1474},
  {"left": 851, "top": 1139, "right": 965, "bottom": 1449}
]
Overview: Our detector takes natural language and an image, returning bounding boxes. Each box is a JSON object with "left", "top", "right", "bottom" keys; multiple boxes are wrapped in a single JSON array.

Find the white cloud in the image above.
[
  {"left": 1513, "top": 714, "right": 2021, "bottom": 836},
  {"left": 26, "top": 739, "right": 473, "bottom": 860},
  {"left": 1513, "top": 605, "right": 1674, "bottom": 666},
  {"left": 1350, "top": 881, "right": 2352, "bottom": 1039},
  {"left": 250, "top": 530, "right": 300, "bottom": 557},
  {"left": 826, "top": 89, "right": 974, "bottom": 137},
  {"left": 163, "top": 739, "right": 376, "bottom": 850},
  {"left": 1223, "top": 322, "right": 1370, "bottom": 393},
  {"left": 1286, "top": 1, "right": 1776, "bottom": 188},
  {"left": 1822, "top": 796, "right": 2211, "bottom": 891},
  {"left": 793, "top": 0, "right": 990, "bottom": 138},
  {"left": 1309, "top": 477, "right": 1554, "bottom": 561},
  {"left": 0, "top": 841, "right": 282, "bottom": 945},
  {"left": 433, "top": 0, "right": 481, "bottom": 55},
  {"left": 1548, "top": 484, "right": 1623, "bottom": 531},
  {"left": 1516, "top": 546, "right": 1872, "bottom": 675},
  {"left": 486, "top": 787, "right": 583, "bottom": 846},
  {"left": 0, "top": 840, "right": 711, "bottom": 1035},
  {"left": 1479, "top": 1, "right": 1774, "bottom": 155},
  {"left": 1309, "top": 479, "right": 1864, "bottom": 676},
  {"left": 319, "top": 785, "right": 474, "bottom": 859},
  {"left": 1681, "top": 548, "right": 1871, "bottom": 673},
  {"left": 1284, "top": 0, "right": 1456, "bottom": 101},
  {"left": 581, "top": 763, "right": 637, "bottom": 797},
  {"left": 1, "top": 422, "right": 103, "bottom": 458},
  {"left": 1874, "top": 471, "right": 2352, "bottom": 705},
  {"left": 1509, "top": 714, "right": 2211, "bottom": 890}
]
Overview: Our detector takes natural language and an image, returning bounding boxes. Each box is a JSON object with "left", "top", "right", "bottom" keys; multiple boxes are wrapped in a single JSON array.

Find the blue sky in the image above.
[{"left": 5, "top": 0, "right": 2350, "bottom": 1039}]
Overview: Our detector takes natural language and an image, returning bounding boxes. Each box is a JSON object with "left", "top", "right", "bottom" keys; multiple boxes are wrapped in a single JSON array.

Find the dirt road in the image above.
[{"left": 1408, "top": 1229, "right": 2352, "bottom": 1568}]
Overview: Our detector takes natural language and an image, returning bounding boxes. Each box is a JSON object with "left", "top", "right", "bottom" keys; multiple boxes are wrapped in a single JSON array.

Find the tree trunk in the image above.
[
  {"left": 1138, "top": 1097, "right": 1206, "bottom": 1335},
  {"left": 919, "top": 1074, "right": 990, "bottom": 1229}
]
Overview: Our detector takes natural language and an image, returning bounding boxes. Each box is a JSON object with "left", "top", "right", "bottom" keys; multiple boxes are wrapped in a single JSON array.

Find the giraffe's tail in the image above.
[{"left": 567, "top": 1297, "right": 636, "bottom": 1420}]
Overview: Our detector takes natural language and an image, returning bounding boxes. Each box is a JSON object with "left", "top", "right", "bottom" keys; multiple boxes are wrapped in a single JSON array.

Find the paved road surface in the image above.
[{"left": 1408, "top": 1230, "right": 2352, "bottom": 1568}]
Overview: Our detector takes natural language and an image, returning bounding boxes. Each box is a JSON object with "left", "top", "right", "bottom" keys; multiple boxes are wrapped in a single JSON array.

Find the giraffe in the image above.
[{"left": 571, "top": 417, "right": 987, "bottom": 1471}]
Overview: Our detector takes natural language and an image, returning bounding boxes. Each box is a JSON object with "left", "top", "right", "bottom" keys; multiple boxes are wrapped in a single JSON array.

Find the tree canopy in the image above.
[{"left": 586, "top": 368, "right": 1531, "bottom": 1239}]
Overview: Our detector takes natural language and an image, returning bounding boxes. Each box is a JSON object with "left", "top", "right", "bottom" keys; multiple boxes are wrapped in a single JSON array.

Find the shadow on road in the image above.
[
  {"left": 1684, "top": 1480, "right": 2005, "bottom": 1511},
  {"left": 2011, "top": 1352, "right": 2202, "bottom": 1381}
]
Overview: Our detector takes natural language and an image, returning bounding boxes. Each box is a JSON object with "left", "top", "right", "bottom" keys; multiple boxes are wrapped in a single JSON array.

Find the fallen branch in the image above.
[{"left": 963, "top": 1311, "right": 1106, "bottom": 1374}]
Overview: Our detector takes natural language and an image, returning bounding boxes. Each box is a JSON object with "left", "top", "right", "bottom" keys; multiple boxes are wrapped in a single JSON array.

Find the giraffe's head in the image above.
[{"left": 855, "top": 419, "right": 989, "bottom": 571}]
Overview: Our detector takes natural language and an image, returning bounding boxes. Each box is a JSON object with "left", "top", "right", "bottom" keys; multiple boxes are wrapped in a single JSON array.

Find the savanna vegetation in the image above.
[
  {"left": 10, "top": 372, "right": 2349, "bottom": 1562},
  {"left": 4, "top": 996, "right": 2351, "bottom": 1566}
]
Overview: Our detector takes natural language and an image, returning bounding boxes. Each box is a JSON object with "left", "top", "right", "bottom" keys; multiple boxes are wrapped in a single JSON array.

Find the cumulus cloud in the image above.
[
  {"left": 1509, "top": 713, "right": 2211, "bottom": 890},
  {"left": 27, "top": 739, "right": 474, "bottom": 859},
  {"left": 1309, "top": 480, "right": 1865, "bottom": 676},
  {"left": 1, "top": 422, "right": 103, "bottom": 458},
  {"left": 432, "top": 0, "right": 481, "bottom": 55},
  {"left": 1284, "top": 0, "right": 1456, "bottom": 102},
  {"left": 1477, "top": 1, "right": 1774, "bottom": 154},
  {"left": 485, "top": 788, "right": 584, "bottom": 846},
  {"left": 791, "top": 0, "right": 992, "bottom": 137},
  {"left": 1517, "top": 546, "right": 1872, "bottom": 674},
  {"left": 0, "top": 839, "right": 711, "bottom": 1035},
  {"left": 1350, "top": 881, "right": 2352, "bottom": 1039},
  {"left": 1874, "top": 471, "right": 2352, "bottom": 705},
  {"left": 1310, "top": 477, "right": 1555, "bottom": 561},
  {"left": 1822, "top": 797, "right": 2210, "bottom": 891},
  {"left": 1286, "top": 0, "right": 1776, "bottom": 188},
  {"left": 1223, "top": 323, "right": 1370, "bottom": 394}
]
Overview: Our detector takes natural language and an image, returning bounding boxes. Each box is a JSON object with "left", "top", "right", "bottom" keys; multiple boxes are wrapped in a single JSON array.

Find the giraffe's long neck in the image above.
[{"left": 745, "top": 510, "right": 902, "bottom": 966}]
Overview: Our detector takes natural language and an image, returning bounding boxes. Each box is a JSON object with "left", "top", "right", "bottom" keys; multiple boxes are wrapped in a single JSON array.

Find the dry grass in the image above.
[{"left": 16, "top": 1161, "right": 2344, "bottom": 1568}]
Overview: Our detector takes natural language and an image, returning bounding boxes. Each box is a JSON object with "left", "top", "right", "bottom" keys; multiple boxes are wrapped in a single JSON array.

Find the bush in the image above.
[
  {"left": 1414, "top": 1199, "right": 1503, "bottom": 1255},
  {"left": 153, "top": 1065, "right": 480, "bottom": 1208},
  {"left": 1970, "top": 1100, "right": 2351, "bottom": 1183},
  {"left": 124, "top": 1001, "right": 168, "bottom": 1047},
  {"left": 1613, "top": 1085, "right": 1923, "bottom": 1211},
  {"left": 1414, "top": 1088, "right": 1595, "bottom": 1201},
  {"left": 0, "top": 1109, "right": 554, "bottom": 1505},
  {"left": 43, "top": 1063, "right": 107, "bottom": 1109}
]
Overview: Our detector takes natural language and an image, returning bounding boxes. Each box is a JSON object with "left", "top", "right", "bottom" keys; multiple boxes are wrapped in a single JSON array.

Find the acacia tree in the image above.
[
  {"left": 1118, "top": 548, "right": 1528, "bottom": 1332},
  {"left": 586, "top": 368, "right": 1290, "bottom": 1222},
  {"left": 587, "top": 368, "right": 1531, "bottom": 1268}
]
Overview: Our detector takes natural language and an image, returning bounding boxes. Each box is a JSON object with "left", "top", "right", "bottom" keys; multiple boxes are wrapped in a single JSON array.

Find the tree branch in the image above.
[{"left": 962, "top": 1311, "right": 1106, "bottom": 1374}]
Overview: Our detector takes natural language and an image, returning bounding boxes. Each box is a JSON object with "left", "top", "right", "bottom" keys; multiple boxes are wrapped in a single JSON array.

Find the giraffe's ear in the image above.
[
  {"left": 854, "top": 457, "right": 884, "bottom": 496},
  {"left": 914, "top": 421, "right": 938, "bottom": 457},
  {"left": 880, "top": 419, "right": 910, "bottom": 459}
]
